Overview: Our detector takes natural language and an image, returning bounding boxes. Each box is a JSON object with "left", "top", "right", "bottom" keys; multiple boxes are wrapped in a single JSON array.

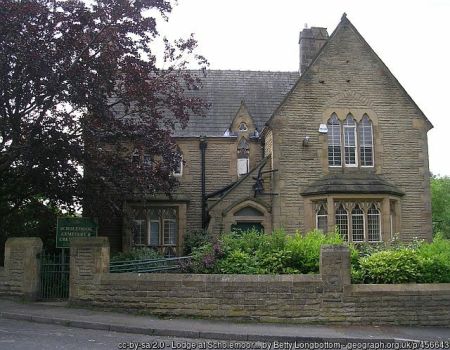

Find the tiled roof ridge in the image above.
[{"left": 186, "top": 69, "right": 298, "bottom": 74}]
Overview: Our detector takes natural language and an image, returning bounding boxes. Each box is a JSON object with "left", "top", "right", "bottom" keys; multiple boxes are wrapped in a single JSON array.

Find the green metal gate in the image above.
[{"left": 39, "top": 250, "right": 70, "bottom": 300}]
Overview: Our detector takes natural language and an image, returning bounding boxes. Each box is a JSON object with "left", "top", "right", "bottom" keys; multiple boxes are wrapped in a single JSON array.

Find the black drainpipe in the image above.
[{"left": 199, "top": 135, "right": 207, "bottom": 229}]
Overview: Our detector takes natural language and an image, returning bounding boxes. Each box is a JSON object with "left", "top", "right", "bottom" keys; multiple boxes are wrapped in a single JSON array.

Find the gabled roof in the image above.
[
  {"left": 176, "top": 70, "right": 298, "bottom": 137},
  {"left": 266, "top": 13, "right": 433, "bottom": 130}
]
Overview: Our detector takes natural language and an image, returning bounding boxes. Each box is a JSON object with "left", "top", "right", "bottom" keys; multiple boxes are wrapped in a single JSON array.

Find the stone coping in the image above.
[
  {"left": 100, "top": 273, "right": 322, "bottom": 283},
  {"left": 346, "top": 283, "right": 450, "bottom": 295}
]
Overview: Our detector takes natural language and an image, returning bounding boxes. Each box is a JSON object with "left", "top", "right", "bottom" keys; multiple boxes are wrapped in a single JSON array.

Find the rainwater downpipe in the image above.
[{"left": 199, "top": 135, "right": 208, "bottom": 229}]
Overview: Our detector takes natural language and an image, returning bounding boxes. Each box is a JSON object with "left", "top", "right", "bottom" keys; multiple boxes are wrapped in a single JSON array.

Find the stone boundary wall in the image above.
[
  {"left": 0, "top": 238, "right": 43, "bottom": 300},
  {"left": 69, "top": 237, "right": 450, "bottom": 326}
]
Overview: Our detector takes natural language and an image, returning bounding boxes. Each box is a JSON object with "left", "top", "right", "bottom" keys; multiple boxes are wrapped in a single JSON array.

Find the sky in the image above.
[{"left": 159, "top": 0, "right": 450, "bottom": 176}]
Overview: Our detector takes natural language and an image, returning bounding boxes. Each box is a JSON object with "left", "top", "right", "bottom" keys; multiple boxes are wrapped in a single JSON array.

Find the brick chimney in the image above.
[{"left": 299, "top": 26, "right": 329, "bottom": 74}]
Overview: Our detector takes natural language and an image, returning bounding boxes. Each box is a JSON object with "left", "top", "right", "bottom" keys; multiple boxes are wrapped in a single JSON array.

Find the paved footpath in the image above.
[{"left": 0, "top": 298, "right": 448, "bottom": 343}]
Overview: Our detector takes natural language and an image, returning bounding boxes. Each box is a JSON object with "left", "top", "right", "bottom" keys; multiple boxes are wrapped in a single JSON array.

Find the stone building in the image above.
[{"left": 100, "top": 14, "right": 433, "bottom": 255}]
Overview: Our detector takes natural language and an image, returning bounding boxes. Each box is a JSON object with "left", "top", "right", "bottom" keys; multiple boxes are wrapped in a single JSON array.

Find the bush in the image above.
[
  {"left": 356, "top": 249, "right": 422, "bottom": 283},
  {"left": 110, "top": 247, "right": 163, "bottom": 263},
  {"left": 417, "top": 234, "right": 450, "bottom": 283},
  {"left": 190, "top": 229, "right": 343, "bottom": 274},
  {"left": 182, "top": 230, "right": 213, "bottom": 256},
  {"left": 285, "top": 230, "right": 343, "bottom": 273},
  {"left": 351, "top": 235, "right": 450, "bottom": 284}
]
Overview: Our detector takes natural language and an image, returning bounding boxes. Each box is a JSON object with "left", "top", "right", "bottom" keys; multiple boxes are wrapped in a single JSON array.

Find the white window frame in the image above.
[
  {"left": 163, "top": 219, "right": 177, "bottom": 246},
  {"left": 335, "top": 204, "right": 349, "bottom": 242},
  {"left": 173, "top": 153, "right": 183, "bottom": 177},
  {"left": 327, "top": 114, "right": 342, "bottom": 167},
  {"left": 351, "top": 205, "right": 365, "bottom": 242},
  {"left": 133, "top": 219, "right": 146, "bottom": 246},
  {"left": 343, "top": 116, "right": 358, "bottom": 167},
  {"left": 367, "top": 205, "right": 382, "bottom": 242},
  {"left": 316, "top": 204, "right": 328, "bottom": 233},
  {"left": 359, "top": 115, "right": 374, "bottom": 168}
]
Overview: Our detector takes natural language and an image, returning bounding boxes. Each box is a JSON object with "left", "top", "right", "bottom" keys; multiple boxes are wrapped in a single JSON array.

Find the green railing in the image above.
[
  {"left": 110, "top": 256, "right": 191, "bottom": 273},
  {"left": 39, "top": 250, "right": 70, "bottom": 299}
]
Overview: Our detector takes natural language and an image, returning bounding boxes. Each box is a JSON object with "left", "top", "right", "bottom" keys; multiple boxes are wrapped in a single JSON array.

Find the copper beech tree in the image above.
[{"left": 0, "top": 0, "right": 208, "bottom": 220}]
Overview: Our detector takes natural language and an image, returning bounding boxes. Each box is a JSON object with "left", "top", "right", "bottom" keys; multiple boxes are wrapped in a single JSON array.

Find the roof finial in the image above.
[{"left": 341, "top": 12, "right": 347, "bottom": 20}]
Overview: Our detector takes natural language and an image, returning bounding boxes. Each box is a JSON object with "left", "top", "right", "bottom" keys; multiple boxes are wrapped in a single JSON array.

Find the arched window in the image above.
[
  {"left": 131, "top": 149, "right": 140, "bottom": 165},
  {"left": 343, "top": 115, "right": 357, "bottom": 166},
  {"left": 335, "top": 204, "right": 348, "bottom": 241},
  {"left": 316, "top": 204, "right": 328, "bottom": 233},
  {"left": 359, "top": 115, "right": 374, "bottom": 166},
  {"left": 237, "top": 137, "right": 249, "bottom": 176},
  {"left": 368, "top": 204, "right": 381, "bottom": 242},
  {"left": 173, "top": 146, "right": 183, "bottom": 176},
  {"left": 327, "top": 114, "right": 342, "bottom": 166},
  {"left": 351, "top": 204, "right": 364, "bottom": 242}
]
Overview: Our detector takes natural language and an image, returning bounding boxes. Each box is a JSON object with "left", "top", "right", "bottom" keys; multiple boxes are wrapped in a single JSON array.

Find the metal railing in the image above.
[{"left": 109, "top": 256, "right": 191, "bottom": 273}]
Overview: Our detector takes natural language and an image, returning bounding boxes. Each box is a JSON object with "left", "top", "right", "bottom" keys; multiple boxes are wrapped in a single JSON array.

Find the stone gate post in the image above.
[
  {"left": 3, "top": 237, "right": 43, "bottom": 300},
  {"left": 69, "top": 237, "right": 109, "bottom": 301},
  {"left": 320, "top": 245, "right": 351, "bottom": 291}
]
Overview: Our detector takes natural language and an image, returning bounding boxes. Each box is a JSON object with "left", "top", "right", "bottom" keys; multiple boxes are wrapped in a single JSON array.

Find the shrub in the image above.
[
  {"left": 217, "top": 249, "right": 261, "bottom": 274},
  {"left": 110, "top": 247, "right": 162, "bottom": 263},
  {"left": 217, "top": 229, "right": 289, "bottom": 274},
  {"left": 190, "top": 229, "right": 343, "bottom": 274},
  {"left": 356, "top": 249, "right": 422, "bottom": 284},
  {"left": 182, "top": 230, "right": 213, "bottom": 256},
  {"left": 351, "top": 234, "right": 450, "bottom": 284},
  {"left": 417, "top": 234, "right": 450, "bottom": 283},
  {"left": 285, "top": 230, "right": 344, "bottom": 273}
]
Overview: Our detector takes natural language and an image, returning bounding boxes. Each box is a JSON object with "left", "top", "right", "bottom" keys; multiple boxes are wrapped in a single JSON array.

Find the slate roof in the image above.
[
  {"left": 176, "top": 70, "right": 298, "bottom": 137},
  {"left": 301, "top": 173, "right": 405, "bottom": 197}
]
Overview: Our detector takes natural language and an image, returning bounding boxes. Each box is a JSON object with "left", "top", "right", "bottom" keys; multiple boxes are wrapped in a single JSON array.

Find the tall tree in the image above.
[
  {"left": 0, "top": 0, "right": 208, "bottom": 229},
  {"left": 431, "top": 175, "right": 450, "bottom": 238}
]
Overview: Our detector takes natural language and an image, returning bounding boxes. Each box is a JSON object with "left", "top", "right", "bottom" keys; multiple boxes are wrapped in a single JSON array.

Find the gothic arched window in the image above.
[
  {"left": 316, "top": 204, "right": 328, "bottom": 233},
  {"left": 335, "top": 204, "right": 348, "bottom": 241},
  {"left": 351, "top": 204, "right": 364, "bottom": 242},
  {"left": 173, "top": 146, "right": 183, "bottom": 176},
  {"left": 368, "top": 204, "right": 381, "bottom": 242},
  {"left": 327, "top": 113, "right": 342, "bottom": 166},
  {"left": 343, "top": 114, "right": 357, "bottom": 166},
  {"left": 237, "top": 137, "right": 249, "bottom": 176},
  {"left": 359, "top": 114, "right": 374, "bottom": 166}
]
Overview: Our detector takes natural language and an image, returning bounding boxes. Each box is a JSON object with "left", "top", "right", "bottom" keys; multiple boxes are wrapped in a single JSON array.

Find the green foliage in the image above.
[
  {"left": 356, "top": 249, "right": 422, "bottom": 283},
  {"left": 285, "top": 230, "right": 344, "bottom": 273},
  {"left": 187, "top": 228, "right": 450, "bottom": 284},
  {"left": 0, "top": 198, "right": 61, "bottom": 265},
  {"left": 217, "top": 249, "right": 261, "bottom": 274},
  {"left": 182, "top": 230, "right": 213, "bottom": 256},
  {"left": 431, "top": 175, "right": 450, "bottom": 238},
  {"left": 416, "top": 233, "right": 450, "bottom": 283},
  {"left": 110, "top": 247, "right": 163, "bottom": 263},
  {"left": 190, "top": 229, "right": 343, "bottom": 275},
  {"left": 352, "top": 235, "right": 450, "bottom": 284}
]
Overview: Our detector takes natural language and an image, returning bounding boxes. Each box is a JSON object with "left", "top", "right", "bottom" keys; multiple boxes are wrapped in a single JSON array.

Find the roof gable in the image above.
[{"left": 266, "top": 14, "right": 432, "bottom": 131}]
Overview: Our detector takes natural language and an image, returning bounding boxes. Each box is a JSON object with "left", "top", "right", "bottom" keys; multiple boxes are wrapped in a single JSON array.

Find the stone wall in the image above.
[
  {"left": 0, "top": 237, "right": 43, "bottom": 300},
  {"left": 70, "top": 237, "right": 450, "bottom": 326}
]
